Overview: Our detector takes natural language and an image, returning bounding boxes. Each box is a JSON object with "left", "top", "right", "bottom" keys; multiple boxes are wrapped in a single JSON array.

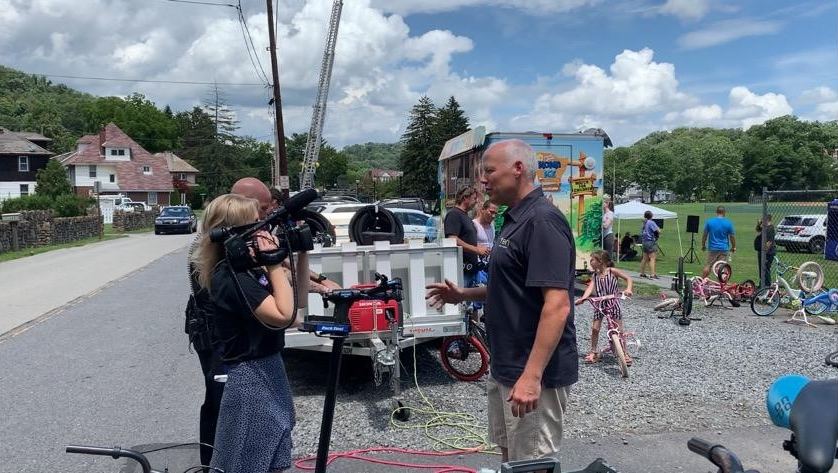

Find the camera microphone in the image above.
[{"left": 266, "top": 188, "right": 319, "bottom": 226}]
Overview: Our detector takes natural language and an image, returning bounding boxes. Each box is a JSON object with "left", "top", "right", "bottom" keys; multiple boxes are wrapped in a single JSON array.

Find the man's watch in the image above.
[{"left": 314, "top": 273, "right": 328, "bottom": 283}]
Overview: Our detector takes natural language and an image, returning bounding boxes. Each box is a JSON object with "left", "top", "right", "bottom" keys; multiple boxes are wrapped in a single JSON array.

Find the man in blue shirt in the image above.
[{"left": 701, "top": 206, "right": 736, "bottom": 278}]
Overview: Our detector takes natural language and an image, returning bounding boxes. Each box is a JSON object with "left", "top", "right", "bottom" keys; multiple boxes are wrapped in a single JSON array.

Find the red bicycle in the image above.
[
  {"left": 692, "top": 261, "right": 756, "bottom": 309},
  {"left": 584, "top": 293, "right": 640, "bottom": 378}
]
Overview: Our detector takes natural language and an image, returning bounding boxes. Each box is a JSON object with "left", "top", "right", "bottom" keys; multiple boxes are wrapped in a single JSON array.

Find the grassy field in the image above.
[{"left": 612, "top": 202, "right": 838, "bottom": 289}]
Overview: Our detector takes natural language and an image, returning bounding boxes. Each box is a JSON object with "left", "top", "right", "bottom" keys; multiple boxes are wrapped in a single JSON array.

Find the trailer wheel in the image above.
[
  {"left": 297, "top": 209, "right": 336, "bottom": 247},
  {"left": 349, "top": 205, "right": 404, "bottom": 245}
]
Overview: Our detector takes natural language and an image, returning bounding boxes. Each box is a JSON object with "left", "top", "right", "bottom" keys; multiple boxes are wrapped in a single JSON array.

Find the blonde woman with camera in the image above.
[{"left": 193, "top": 193, "right": 308, "bottom": 472}]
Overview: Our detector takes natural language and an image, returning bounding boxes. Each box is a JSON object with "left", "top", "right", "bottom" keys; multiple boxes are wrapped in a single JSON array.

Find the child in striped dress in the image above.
[{"left": 576, "top": 250, "right": 634, "bottom": 364}]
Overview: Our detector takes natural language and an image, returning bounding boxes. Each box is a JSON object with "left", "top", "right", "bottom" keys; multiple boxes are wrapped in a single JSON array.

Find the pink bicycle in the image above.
[{"left": 585, "top": 293, "right": 641, "bottom": 378}]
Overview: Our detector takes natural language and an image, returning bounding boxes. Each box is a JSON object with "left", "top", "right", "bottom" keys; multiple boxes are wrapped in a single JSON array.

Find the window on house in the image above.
[
  {"left": 142, "top": 166, "right": 151, "bottom": 175},
  {"left": 147, "top": 192, "right": 158, "bottom": 205},
  {"left": 109, "top": 174, "right": 115, "bottom": 183},
  {"left": 19, "top": 184, "right": 29, "bottom": 196},
  {"left": 18, "top": 156, "right": 29, "bottom": 172},
  {"left": 178, "top": 173, "right": 187, "bottom": 180},
  {"left": 89, "top": 165, "right": 97, "bottom": 178}
]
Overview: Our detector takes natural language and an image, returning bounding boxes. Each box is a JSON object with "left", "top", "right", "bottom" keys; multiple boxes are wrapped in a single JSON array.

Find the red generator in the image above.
[{"left": 347, "top": 284, "right": 403, "bottom": 335}]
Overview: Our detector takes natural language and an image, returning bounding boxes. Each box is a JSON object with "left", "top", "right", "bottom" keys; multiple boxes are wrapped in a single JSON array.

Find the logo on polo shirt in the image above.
[{"left": 498, "top": 237, "right": 510, "bottom": 248}]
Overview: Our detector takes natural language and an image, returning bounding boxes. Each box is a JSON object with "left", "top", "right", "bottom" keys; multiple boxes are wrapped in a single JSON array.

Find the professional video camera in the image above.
[{"left": 209, "top": 188, "right": 319, "bottom": 271}]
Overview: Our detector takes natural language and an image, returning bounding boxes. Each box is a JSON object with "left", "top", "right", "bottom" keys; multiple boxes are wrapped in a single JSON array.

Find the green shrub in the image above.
[
  {"left": 1, "top": 195, "right": 53, "bottom": 213},
  {"left": 53, "top": 194, "right": 94, "bottom": 217},
  {"left": 0, "top": 194, "right": 92, "bottom": 217}
]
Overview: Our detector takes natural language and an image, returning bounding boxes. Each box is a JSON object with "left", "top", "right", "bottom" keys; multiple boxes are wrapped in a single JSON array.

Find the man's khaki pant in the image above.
[{"left": 487, "top": 375, "right": 570, "bottom": 461}]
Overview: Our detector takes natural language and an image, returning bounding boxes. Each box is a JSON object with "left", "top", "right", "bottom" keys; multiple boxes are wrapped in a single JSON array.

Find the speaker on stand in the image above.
[{"left": 685, "top": 215, "right": 700, "bottom": 263}]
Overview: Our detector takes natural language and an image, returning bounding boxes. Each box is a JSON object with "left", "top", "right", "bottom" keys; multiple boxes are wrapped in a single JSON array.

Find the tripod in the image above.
[{"left": 684, "top": 232, "right": 699, "bottom": 263}]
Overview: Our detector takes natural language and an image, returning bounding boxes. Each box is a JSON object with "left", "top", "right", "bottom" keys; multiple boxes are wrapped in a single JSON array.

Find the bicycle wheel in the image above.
[
  {"left": 796, "top": 261, "right": 824, "bottom": 293},
  {"left": 683, "top": 278, "right": 693, "bottom": 317},
  {"left": 654, "top": 298, "right": 679, "bottom": 311},
  {"left": 439, "top": 335, "right": 489, "bottom": 382},
  {"left": 751, "top": 287, "right": 780, "bottom": 316},
  {"left": 610, "top": 333, "right": 629, "bottom": 378},
  {"left": 713, "top": 261, "right": 732, "bottom": 283},
  {"left": 737, "top": 280, "right": 756, "bottom": 301}
]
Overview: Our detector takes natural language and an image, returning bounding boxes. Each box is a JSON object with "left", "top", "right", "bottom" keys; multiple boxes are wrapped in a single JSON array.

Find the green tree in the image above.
[
  {"left": 35, "top": 159, "right": 72, "bottom": 198},
  {"left": 602, "top": 147, "right": 635, "bottom": 198},
  {"left": 433, "top": 96, "right": 470, "bottom": 146},
  {"left": 316, "top": 146, "right": 348, "bottom": 189},
  {"left": 203, "top": 84, "right": 238, "bottom": 140},
  {"left": 399, "top": 96, "right": 439, "bottom": 200},
  {"left": 631, "top": 144, "right": 672, "bottom": 203}
]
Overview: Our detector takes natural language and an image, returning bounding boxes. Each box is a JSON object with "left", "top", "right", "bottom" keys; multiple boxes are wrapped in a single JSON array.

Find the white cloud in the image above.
[
  {"left": 535, "top": 48, "right": 694, "bottom": 117},
  {"left": 659, "top": 0, "right": 710, "bottom": 20},
  {"left": 799, "top": 86, "right": 838, "bottom": 121},
  {"left": 369, "top": 0, "right": 599, "bottom": 15},
  {"left": 665, "top": 87, "right": 793, "bottom": 129},
  {"left": 664, "top": 104, "right": 723, "bottom": 126},
  {"left": 678, "top": 19, "right": 782, "bottom": 49},
  {"left": 726, "top": 86, "right": 793, "bottom": 128}
]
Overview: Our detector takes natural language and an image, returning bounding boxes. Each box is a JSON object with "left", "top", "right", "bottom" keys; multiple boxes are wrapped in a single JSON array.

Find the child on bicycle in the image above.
[{"left": 576, "top": 250, "right": 634, "bottom": 364}]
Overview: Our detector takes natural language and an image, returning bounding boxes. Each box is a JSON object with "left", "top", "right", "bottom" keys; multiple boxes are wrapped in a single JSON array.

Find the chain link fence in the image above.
[{"left": 759, "top": 189, "right": 838, "bottom": 317}]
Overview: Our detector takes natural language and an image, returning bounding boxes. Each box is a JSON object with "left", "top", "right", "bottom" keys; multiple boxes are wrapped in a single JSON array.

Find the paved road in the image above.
[
  {"left": 0, "top": 246, "right": 807, "bottom": 473},
  {"left": 0, "top": 233, "right": 192, "bottom": 336}
]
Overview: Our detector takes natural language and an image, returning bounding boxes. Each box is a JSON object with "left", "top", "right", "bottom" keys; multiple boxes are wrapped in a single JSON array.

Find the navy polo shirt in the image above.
[{"left": 485, "top": 187, "right": 578, "bottom": 389}]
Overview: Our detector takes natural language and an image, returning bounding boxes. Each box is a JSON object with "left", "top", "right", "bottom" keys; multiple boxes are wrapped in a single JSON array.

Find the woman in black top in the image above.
[{"left": 193, "top": 193, "right": 308, "bottom": 472}]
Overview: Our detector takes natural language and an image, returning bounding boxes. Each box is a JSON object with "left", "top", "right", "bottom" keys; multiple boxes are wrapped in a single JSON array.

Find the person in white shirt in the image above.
[
  {"left": 473, "top": 200, "right": 498, "bottom": 251},
  {"left": 601, "top": 199, "right": 615, "bottom": 259}
]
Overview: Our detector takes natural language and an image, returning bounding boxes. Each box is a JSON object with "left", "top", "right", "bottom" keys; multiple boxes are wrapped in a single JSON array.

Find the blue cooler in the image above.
[{"left": 827, "top": 199, "right": 838, "bottom": 261}]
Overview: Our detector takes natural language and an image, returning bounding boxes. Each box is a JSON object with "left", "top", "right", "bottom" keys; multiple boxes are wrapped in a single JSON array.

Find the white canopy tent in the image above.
[{"left": 612, "top": 201, "right": 682, "bottom": 259}]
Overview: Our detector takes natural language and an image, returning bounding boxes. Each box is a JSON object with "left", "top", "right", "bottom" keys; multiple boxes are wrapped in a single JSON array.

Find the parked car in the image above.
[
  {"left": 120, "top": 202, "right": 149, "bottom": 213},
  {"left": 316, "top": 203, "right": 369, "bottom": 242},
  {"left": 775, "top": 214, "right": 827, "bottom": 253},
  {"left": 155, "top": 206, "right": 197, "bottom": 235},
  {"left": 390, "top": 208, "right": 436, "bottom": 242},
  {"left": 378, "top": 198, "right": 432, "bottom": 214}
]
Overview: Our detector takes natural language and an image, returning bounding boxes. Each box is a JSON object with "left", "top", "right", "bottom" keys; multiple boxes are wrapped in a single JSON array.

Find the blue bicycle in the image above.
[{"left": 789, "top": 288, "right": 838, "bottom": 327}]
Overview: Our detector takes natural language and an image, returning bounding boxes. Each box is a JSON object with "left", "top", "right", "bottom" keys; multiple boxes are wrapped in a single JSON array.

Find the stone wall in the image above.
[
  {"left": 50, "top": 216, "right": 102, "bottom": 245},
  {"left": 0, "top": 210, "right": 102, "bottom": 253},
  {"left": 112, "top": 209, "right": 159, "bottom": 233}
]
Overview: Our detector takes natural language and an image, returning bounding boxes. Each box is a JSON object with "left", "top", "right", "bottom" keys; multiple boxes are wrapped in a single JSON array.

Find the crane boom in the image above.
[{"left": 300, "top": 0, "right": 343, "bottom": 190}]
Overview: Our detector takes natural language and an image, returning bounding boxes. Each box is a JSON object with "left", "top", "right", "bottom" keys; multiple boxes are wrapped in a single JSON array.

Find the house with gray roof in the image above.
[{"left": 0, "top": 128, "right": 54, "bottom": 201}]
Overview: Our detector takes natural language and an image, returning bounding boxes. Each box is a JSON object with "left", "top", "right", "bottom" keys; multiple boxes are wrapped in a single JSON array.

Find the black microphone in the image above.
[{"left": 265, "top": 188, "right": 319, "bottom": 225}]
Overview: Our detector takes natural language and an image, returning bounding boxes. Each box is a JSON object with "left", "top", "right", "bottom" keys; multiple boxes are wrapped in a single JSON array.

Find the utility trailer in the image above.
[{"left": 285, "top": 238, "right": 468, "bottom": 412}]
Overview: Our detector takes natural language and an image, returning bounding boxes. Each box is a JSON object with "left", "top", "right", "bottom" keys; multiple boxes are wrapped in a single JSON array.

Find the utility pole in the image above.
[{"left": 266, "top": 0, "right": 289, "bottom": 198}]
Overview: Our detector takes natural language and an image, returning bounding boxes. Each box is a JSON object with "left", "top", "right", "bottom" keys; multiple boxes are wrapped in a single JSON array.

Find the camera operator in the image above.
[
  {"left": 185, "top": 177, "right": 275, "bottom": 468},
  {"left": 193, "top": 193, "right": 308, "bottom": 472}
]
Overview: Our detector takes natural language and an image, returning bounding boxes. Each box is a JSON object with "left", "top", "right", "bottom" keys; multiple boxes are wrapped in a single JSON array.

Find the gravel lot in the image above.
[{"left": 286, "top": 298, "right": 838, "bottom": 457}]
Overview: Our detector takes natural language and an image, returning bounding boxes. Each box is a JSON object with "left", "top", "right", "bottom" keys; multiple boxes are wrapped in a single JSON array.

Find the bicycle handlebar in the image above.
[
  {"left": 687, "top": 438, "right": 750, "bottom": 473},
  {"left": 66, "top": 445, "right": 154, "bottom": 473},
  {"left": 587, "top": 292, "right": 630, "bottom": 302}
]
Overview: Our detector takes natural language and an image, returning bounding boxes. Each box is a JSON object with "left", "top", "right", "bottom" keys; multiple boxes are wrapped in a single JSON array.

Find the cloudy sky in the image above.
[{"left": 1, "top": 0, "right": 836, "bottom": 148}]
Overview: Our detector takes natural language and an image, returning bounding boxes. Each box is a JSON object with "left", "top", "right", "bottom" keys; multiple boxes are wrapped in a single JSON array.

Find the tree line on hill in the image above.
[
  {"left": 0, "top": 66, "right": 401, "bottom": 203},
  {"left": 603, "top": 116, "right": 838, "bottom": 202}
]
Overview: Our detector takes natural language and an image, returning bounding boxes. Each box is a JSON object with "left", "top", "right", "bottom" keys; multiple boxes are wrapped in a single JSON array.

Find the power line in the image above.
[
  {"left": 0, "top": 71, "right": 266, "bottom": 87},
  {"left": 236, "top": 1, "right": 271, "bottom": 85}
]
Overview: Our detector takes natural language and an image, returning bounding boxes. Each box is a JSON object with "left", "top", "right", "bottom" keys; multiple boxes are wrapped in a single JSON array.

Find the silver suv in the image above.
[{"left": 775, "top": 214, "right": 827, "bottom": 253}]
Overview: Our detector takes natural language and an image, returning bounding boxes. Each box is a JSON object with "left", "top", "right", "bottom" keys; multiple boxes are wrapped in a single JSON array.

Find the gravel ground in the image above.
[{"left": 285, "top": 298, "right": 838, "bottom": 457}]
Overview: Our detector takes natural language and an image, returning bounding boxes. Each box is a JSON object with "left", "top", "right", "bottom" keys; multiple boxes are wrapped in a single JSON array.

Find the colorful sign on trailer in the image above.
[{"left": 438, "top": 129, "right": 610, "bottom": 268}]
